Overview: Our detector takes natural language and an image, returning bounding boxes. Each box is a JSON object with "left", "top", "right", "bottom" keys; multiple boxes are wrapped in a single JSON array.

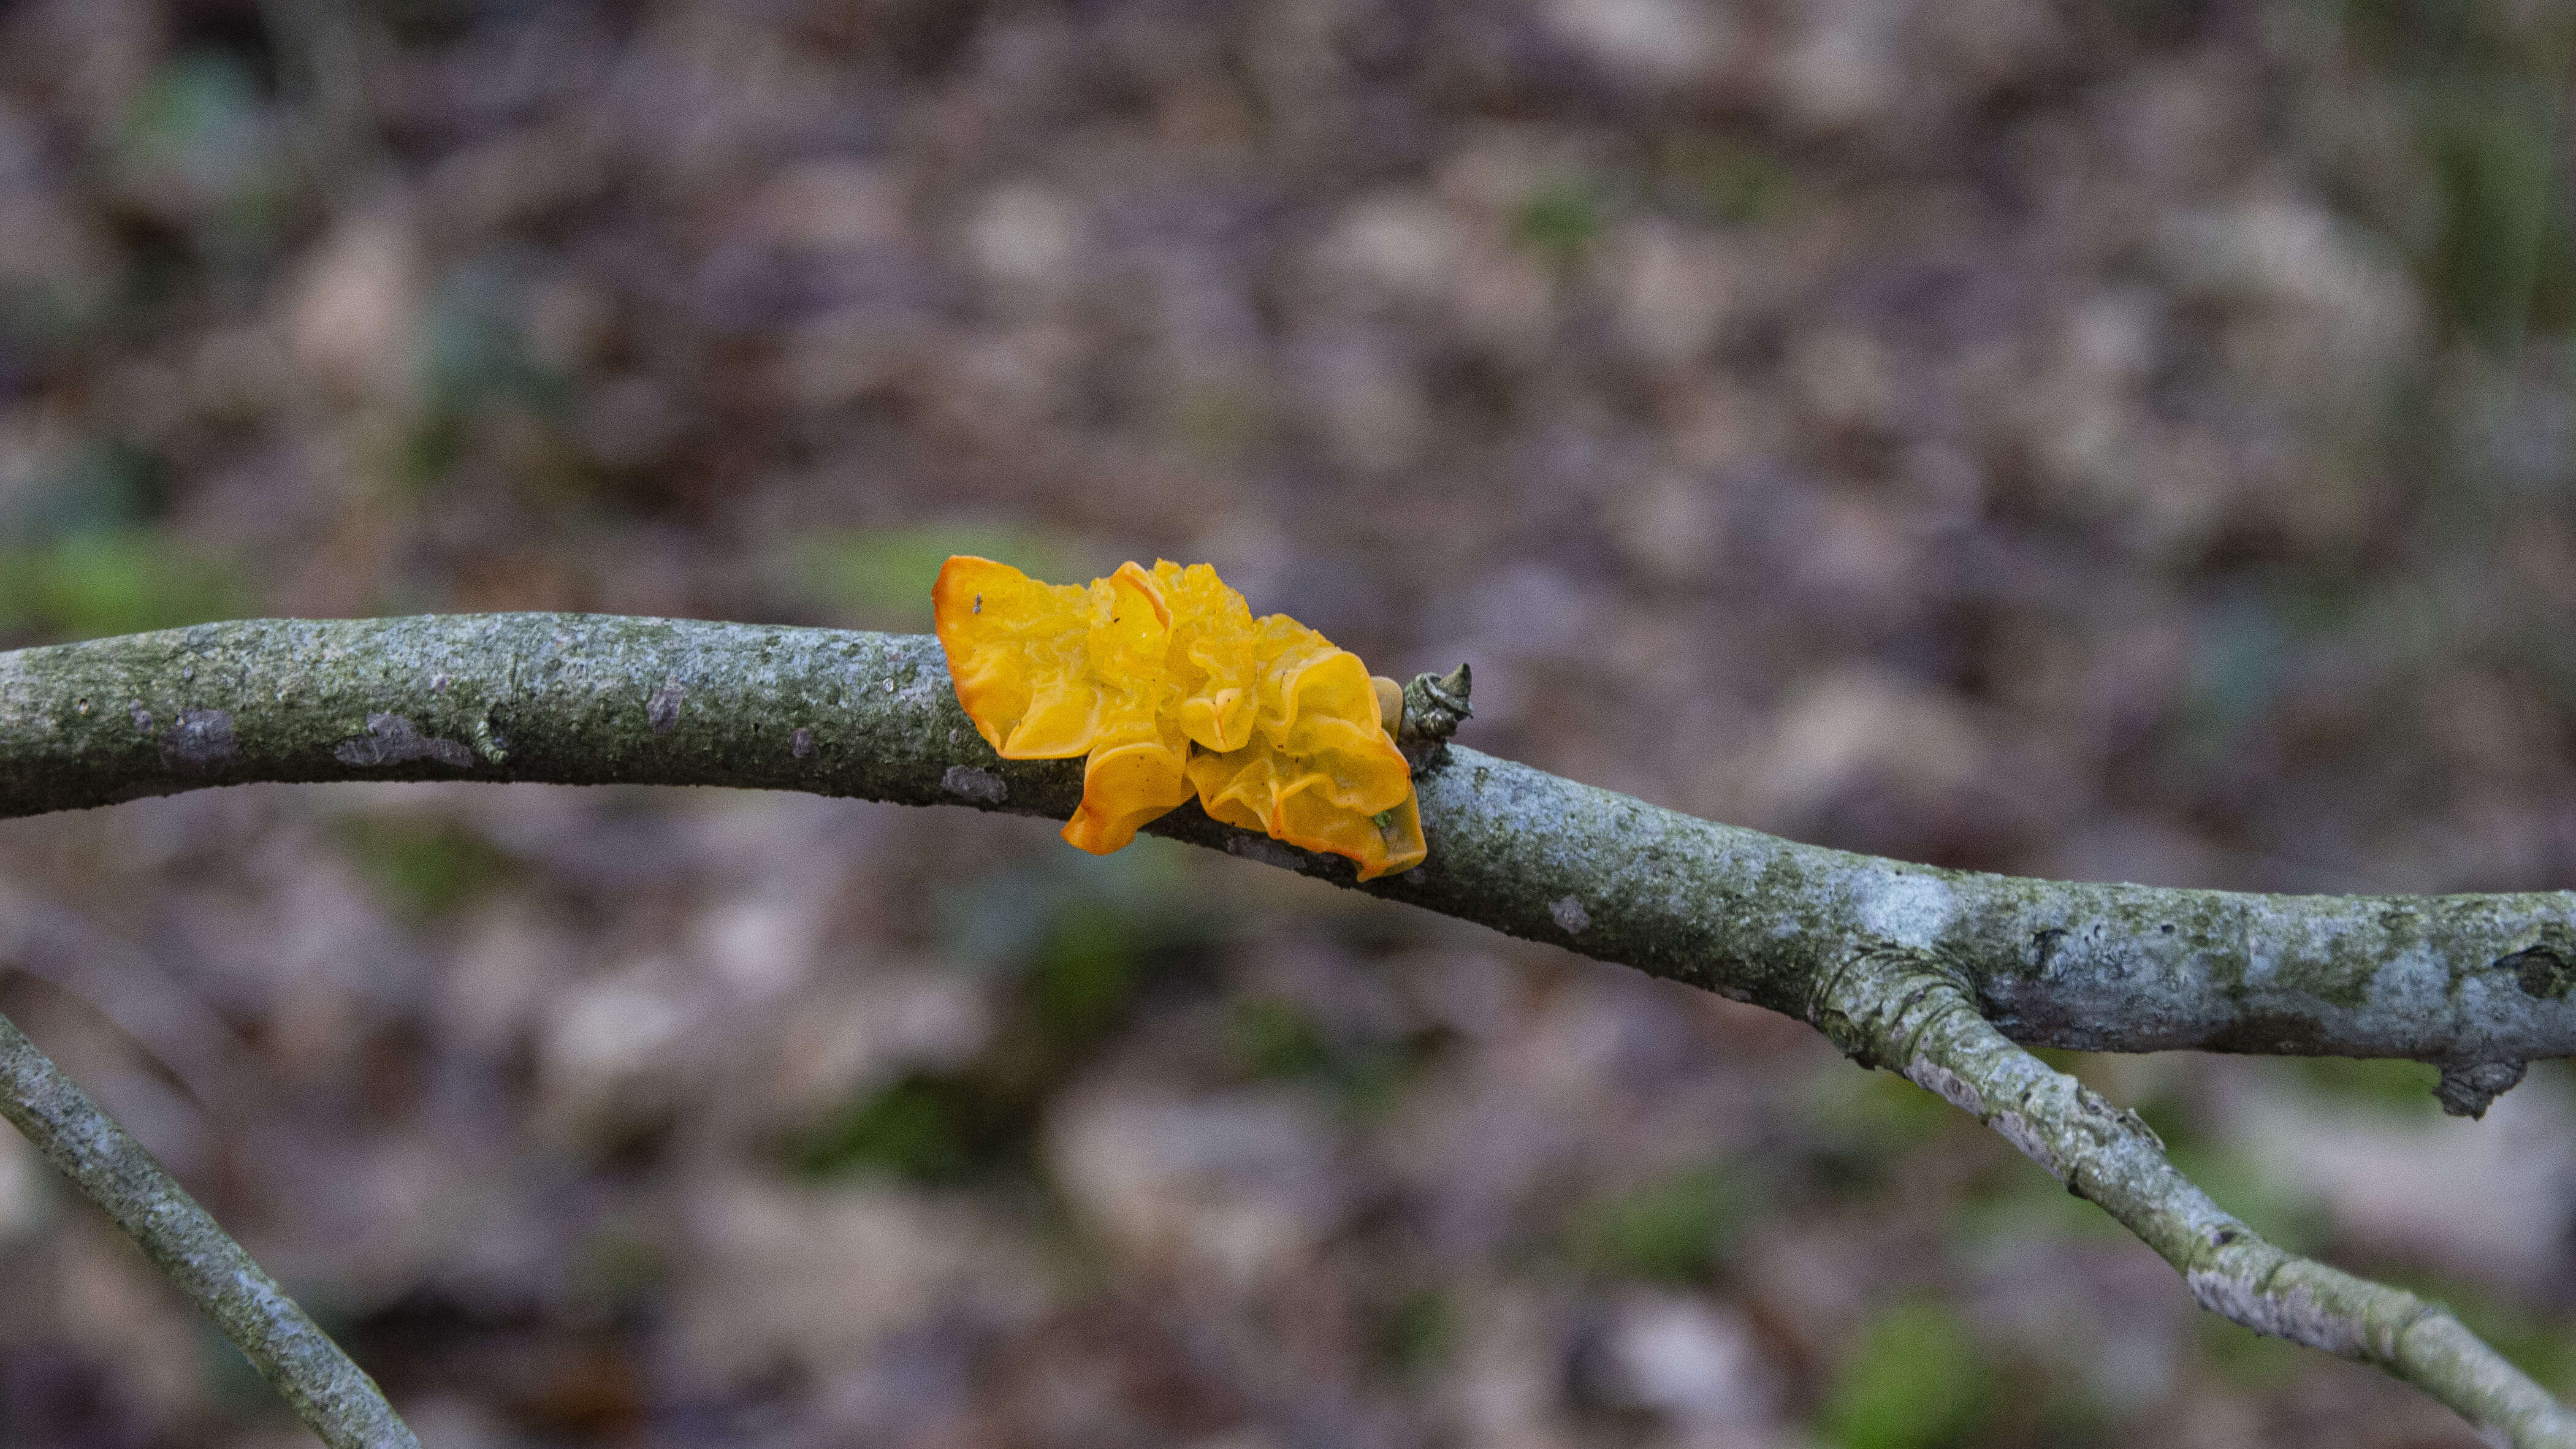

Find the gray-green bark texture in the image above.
[
  {"left": 0, "top": 614, "right": 2570, "bottom": 1446},
  {"left": 0, "top": 1011, "right": 419, "bottom": 1449},
  {"left": 1818, "top": 949, "right": 2576, "bottom": 1448},
  {"left": 3, "top": 615, "right": 2567, "bottom": 1082}
]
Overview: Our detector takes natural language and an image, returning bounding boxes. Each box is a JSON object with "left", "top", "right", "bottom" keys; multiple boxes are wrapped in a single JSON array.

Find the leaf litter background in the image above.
[{"left": 3, "top": 1, "right": 2576, "bottom": 1445}]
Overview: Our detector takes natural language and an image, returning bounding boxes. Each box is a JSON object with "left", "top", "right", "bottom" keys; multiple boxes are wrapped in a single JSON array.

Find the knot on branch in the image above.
[
  {"left": 1806, "top": 943, "right": 1977, "bottom": 1071},
  {"left": 2434, "top": 1059, "right": 2526, "bottom": 1119},
  {"left": 2499, "top": 941, "right": 2574, "bottom": 1000},
  {"left": 1397, "top": 663, "right": 1472, "bottom": 774}
]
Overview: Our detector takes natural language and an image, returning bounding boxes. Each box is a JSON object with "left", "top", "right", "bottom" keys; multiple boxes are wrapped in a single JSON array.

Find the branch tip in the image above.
[
  {"left": 1398, "top": 661, "right": 1472, "bottom": 773},
  {"left": 1816, "top": 949, "right": 2576, "bottom": 1448},
  {"left": 2436, "top": 1059, "right": 2528, "bottom": 1119}
]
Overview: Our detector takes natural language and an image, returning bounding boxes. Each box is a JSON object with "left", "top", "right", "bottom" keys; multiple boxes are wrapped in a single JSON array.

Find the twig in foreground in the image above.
[{"left": 0, "top": 1006, "right": 416, "bottom": 1449}]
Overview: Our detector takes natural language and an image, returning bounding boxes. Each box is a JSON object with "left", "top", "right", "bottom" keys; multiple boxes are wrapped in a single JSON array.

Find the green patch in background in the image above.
[
  {"left": 787, "top": 523, "right": 1086, "bottom": 629},
  {"left": 2161, "top": 1140, "right": 2331, "bottom": 1259},
  {"left": 2176, "top": 580, "right": 2295, "bottom": 766},
  {"left": 0, "top": 281, "right": 105, "bottom": 356},
  {"left": 2522, "top": 180, "right": 2576, "bottom": 338},
  {"left": 1956, "top": 1157, "right": 2128, "bottom": 1246},
  {"left": 1369, "top": 1287, "right": 1454, "bottom": 1380},
  {"left": 1224, "top": 994, "right": 1442, "bottom": 1118},
  {"left": 1814, "top": 1062, "right": 1958, "bottom": 1144},
  {"left": 1515, "top": 178, "right": 1609, "bottom": 270},
  {"left": 795, "top": 1073, "right": 997, "bottom": 1185},
  {"left": 2196, "top": 1308, "right": 2307, "bottom": 1390},
  {"left": 1801, "top": 1062, "right": 1958, "bottom": 1196},
  {"left": 1229, "top": 995, "right": 1335, "bottom": 1081},
  {"left": 568, "top": 1223, "right": 668, "bottom": 1316},
  {"left": 18, "top": 437, "right": 170, "bottom": 535},
  {"left": 420, "top": 254, "right": 569, "bottom": 421},
  {"left": 121, "top": 53, "right": 267, "bottom": 179},
  {"left": 116, "top": 50, "right": 290, "bottom": 260},
  {"left": 799, "top": 845, "right": 1216, "bottom": 1187},
  {"left": 1656, "top": 134, "right": 1798, "bottom": 226},
  {"left": 939, "top": 840, "right": 1194, "bottom": 962},
  {"left": 0, "top": 436, "right": 250, "bottom": 645},
  {"left": 1567, "top": 1160, "right": 1766, "bottom": 1284},
  {"left": 2414, "top": 75, "right": 2561, "bottom": 353},
  {"left": 2170, "top": 565, "right": 2380, "bottom": 774},
  {"left": 338, "top": 816, "right": 520, "bottom": 919},
  {"left": 2276, "top": 1054, "right": 2443, "bottom": 1115},
  {"left": 2331, "top": 0, "right": 2576, "bottom": 348},
  {"left": 399, "top": 251, "right": 573, "bottom": 490},
  {"left": 1027, "top": 899, "right": 1153, "bottom": 1046},
  {"left": 0, "top": 531, "right": 250, "bottom": 644},
  {"left": 1818, "top": 1296, "right": 1998, "bottom": 1449},
  {"left": 948, "top": 843, "right": 1211, "bottom": 1053},
  {"left": 396, "top": 411, "right": 471, "bottom": 492}
]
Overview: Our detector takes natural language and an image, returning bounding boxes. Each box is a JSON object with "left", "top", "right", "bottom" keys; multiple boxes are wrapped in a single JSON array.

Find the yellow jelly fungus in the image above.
[{"left": 932, "top": 555, "right": 1428, "bottom": 880}]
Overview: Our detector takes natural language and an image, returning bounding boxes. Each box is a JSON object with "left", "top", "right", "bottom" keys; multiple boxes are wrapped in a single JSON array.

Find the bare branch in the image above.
[
  {"left": 1812, "top": 948, "right": 2576, "bottom": 1449},
  {"left": 1, "top": 615, "right": 2566, "bottom": 1077},
  {"left": 0, "top": 1008, "right": 417, "bottom": 1448}
]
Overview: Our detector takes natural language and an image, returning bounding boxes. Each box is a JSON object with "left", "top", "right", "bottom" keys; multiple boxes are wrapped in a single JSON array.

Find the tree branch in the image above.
[
  {"left": 2, "top": 615, "right": 2566, "bottom": 1082},
  {"left": 1813, "top": 948, "right": 2576, "bottom": 1447},
  {"left": 0, "top": 1009, "right": 418, "bottom": 1448},
  {"left": 1, "top": 614, "right": 2570, "bottom": 1443}
]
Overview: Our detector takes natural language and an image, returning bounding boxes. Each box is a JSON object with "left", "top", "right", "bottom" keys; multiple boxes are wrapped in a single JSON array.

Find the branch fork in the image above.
[
  {"left": 1, "top": 615, "right": 2570, "bottom": 1446},
  {"left": 1815, "top": 945, "right": 2576, "bottom": 1448}
]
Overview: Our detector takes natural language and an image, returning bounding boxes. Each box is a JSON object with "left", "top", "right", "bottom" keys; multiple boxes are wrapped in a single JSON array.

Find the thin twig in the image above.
[
  {"left": 1813, "top": 947, "right": 2576, "bottom": 1449},
  {"left": 0, "top": 1007, "right": 417, "bottom": 1449}
]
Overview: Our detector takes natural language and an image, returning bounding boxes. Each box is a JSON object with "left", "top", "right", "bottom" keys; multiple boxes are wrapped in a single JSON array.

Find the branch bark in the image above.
[
  {"left": 1814, "top": 948, "right": 2576, "bottom": 1447},
  {"left": 1, "top": 614, "right": 2570, "bottom": 1444},
  {"left": 0, "top": 1010, "right": 418, "bottom": 1448},
  {"left": 2, "top": 615, "right": 2567, "bottom": 1082}
]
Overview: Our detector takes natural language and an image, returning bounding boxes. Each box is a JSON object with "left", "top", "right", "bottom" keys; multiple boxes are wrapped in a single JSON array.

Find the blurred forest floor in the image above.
[{"left": 4, "top": 0, "right": 2576, "bottom": 1445}]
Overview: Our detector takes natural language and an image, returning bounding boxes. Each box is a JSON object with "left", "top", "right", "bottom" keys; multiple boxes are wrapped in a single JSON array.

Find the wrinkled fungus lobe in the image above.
[{"left": 933, "top": 556, "right": 1427, "bottom": 880}]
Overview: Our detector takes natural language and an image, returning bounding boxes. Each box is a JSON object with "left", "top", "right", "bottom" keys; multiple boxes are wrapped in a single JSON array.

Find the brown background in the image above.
[{"left": 2, "top": 1, "right": 2574, "bottom": 1445}]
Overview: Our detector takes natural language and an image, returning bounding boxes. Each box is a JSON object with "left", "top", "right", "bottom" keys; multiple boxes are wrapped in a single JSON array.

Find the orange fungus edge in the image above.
[{"left": 931, "top": 555, "right": 1027, "bottom": 755}]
